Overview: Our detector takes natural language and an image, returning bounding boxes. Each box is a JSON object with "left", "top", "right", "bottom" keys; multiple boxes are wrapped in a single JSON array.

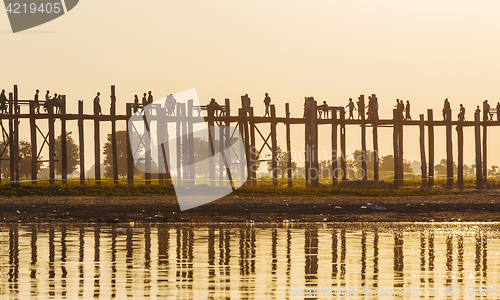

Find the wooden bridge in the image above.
[{"left": 0, "top": 86, "right": 491, "bottom": 189}]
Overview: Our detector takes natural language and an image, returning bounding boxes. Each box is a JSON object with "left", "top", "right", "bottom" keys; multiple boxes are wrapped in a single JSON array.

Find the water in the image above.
[{"left": 1, "top": 223, "right": 500, "bottom": 299}]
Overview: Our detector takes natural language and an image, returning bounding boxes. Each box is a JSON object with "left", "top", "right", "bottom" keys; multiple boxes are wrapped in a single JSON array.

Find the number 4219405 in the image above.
[{"left": 6, "top": 3, "right": 62, "bottom": 14}]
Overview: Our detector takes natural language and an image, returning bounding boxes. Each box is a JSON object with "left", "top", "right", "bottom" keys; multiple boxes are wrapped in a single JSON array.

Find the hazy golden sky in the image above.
[{"left": 2, "top": 0, "right": 500, "bottom": 172}]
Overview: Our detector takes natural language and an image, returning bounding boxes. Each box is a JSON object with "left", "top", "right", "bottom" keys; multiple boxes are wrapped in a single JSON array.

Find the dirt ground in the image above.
[{"left": 1, "top": 189, "right": 499, "bottom": 223}]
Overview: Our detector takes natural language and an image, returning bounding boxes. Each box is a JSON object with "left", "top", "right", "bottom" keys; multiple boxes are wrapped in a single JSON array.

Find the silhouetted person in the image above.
[
  {"left": 442, "top": 98, "right": 451, "bottom": 121},
  {"left": 366, "top": 96, "right": 373, "bottom": 120},
  {"left": 373, "top": 96, "right": 379, "bottom": 120},
  {"left": 319, "top": 100, "right": 328, "bottom": 119},
  {"left": 0, "top": 89, "right": 7, "bottom": 114},
  {"left": 43, "top": 90, "right": 51, "bottom": 113},
  {"left": 346, "top": 98, "right": 355, "bottom": 120},
  {"left": 52, "top": 93, "right": 58, "bottom": 114},
  {"left": 148, "top": 91, "right": 153, "bottom": 104},
  {"left": 142, "top": 93, "right": 147, "bottom": 107},
  {"left": 263, "top": 93, "right": 271, "bottom": 117},
  {"left": 133, "top": 95, "right": 139, "bottom": 112},
  {"left": 33, "top": 89, "right": 40, "bottom": 114},
  {"left": 458, "top": 104, "right": 466, "bottom": 121},
  {"left": 356, "top": 97, "right": 363, "bottom": 119},
  {"left": 209, "top": 98, "right": 222, "bottom": 117},
  {"left": 395, "top": 99, "right": 404, "bottom": 120},
  {"left": 56, "top": 94, "right": 63, "bottom": 114},
  {"left": 242, "top": 94, "right": 251, "bottom": 110},
  {"left": 497, "top": 102, "right": 500, "bottom": 122},
  {"left": 483, "top": 99, "right": 490, "bottom": 121},
  {"left": 165, "top": 94, "right": 176, "bottom": 116},
  {"left": 94, "top": 92, "right": 101, "bottom": 115},
  {"left": 405, "top": 100, "right": 411, "bottom": 120}
]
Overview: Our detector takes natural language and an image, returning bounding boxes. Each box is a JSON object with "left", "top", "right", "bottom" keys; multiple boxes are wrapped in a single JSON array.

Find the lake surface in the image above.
[{"left": 1, "top": 223, "right": 500, "bottom": 299}]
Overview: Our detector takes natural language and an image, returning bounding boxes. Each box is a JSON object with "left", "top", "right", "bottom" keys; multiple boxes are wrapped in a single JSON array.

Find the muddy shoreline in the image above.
[{"left": 0, "top": 189, "right": 499, "bottom": 223}]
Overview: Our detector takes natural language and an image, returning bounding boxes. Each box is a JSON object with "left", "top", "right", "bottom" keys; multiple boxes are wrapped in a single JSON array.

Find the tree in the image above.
[
  {"left": 54, "top": 131, "right": 80, "bottom": 175},
  {"left": 266, "top": 146, "right": 297, "bottom": 178},
  {"left": 379, "top": 155, "right": 412, "bottom": 173},
  {"left": 434, "top": 159, "right": 457, "bottom": 176},
  {"left": 349, "top": 150, "right": 375, "bottom": 172},
  {"left": 103, "top": 130, "right": 129, "bottom": 178},
  {"left": 0, "top": 140, "right": 43, "bottom": 178}
]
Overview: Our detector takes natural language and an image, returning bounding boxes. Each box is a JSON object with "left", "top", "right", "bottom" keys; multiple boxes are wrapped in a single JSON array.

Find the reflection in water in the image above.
[{"left": 0, "top": 223, "right": 500, "bottom": 299}]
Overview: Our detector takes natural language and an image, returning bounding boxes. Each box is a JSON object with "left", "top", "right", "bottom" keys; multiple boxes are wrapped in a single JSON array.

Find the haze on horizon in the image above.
[{"left": 1, "top": 0, "right": 500, "bottom": 172}]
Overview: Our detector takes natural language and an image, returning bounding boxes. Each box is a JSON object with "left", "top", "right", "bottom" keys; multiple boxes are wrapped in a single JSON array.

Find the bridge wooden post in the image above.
[
  {"left": 144, "top": 104, "right": 152, "bottom": 185},
  {"left": 340, "top": 107, "right": 347, "bottom": 181},
  {"left": 248, "top": 107, "right": 257, "bottom": 187},
  {"left": 187, "top": 100, "right": 195, "bottom": 185},
  {"left": 218, "top": 107, "right": 224, "bottom": 186},
  {"left": 419, "top": 114, "right": 427, "bottom": 188},
  {"left": 331, "top": 108, "right": 338, "bottom": 185},
  {"left": 176, "top": 104, "right": 182, "bottom": 186},
  {"left": 242, "top": 107, "right": 251, "bottom": 187},
  {"left": 61, "top": 96, "right": 67, "bottom": 184},
  {"left": 224, "top": 99, "right": 231, "bottom": 187},
  {"left": 93, "top": 98, "right": 101, "bottom": 185},
  {"left": 30, "top": 102, "right": 37, "bottom": 184},
  {"left": 9, "top": 93, "right": 14, "bottom": 183},
  {"left": 48, "top": 94, "right": 55, "bottom": 185},
  {"left": 446, "top": 107, "right": 453, "bottom": 189},
  {"left": 125, "top": 103, "right": 134, "bottom": 185},
  {"left": 398, "top": 109, "right": 404, "bottom": 186},
  {"left": 372, "top": 94, "right": 379, "bottom": 181},
  {"left": 373, "top": 120, "right": 379, "bottom": 181},
  {"left": 474, "top": 110, "right": 483, "bottom": 189},
  {"left": 271, "top": 104, "right": 278, "bottom": 188},
  {"left": 427, "top": 109, "right": 434, "bottom": 187},
  {"left": 482, "top": 118, "right": 487, "bottom": 186},
  {"left": 207, "top": 105, "right": 215, "bottom": 186},
  {"left": 78, "top": 101, "right": 85, "bottom": 185},
  {"left": 393, "top": 109, "right": 400, "bottom": 187},
  {"left": 457, "top": 116, "right": 464, "bottom": 189},
  {"left": 180, "top": 103, "right": 188, "bottom": 185},
  {"left": 286, "top": 103, "right": 292, "bottom": 187},
  {"left": 110, "top": 86, "right": 118, "bottom": 184},
  {"left": 313, "top": 101, "right": 319, "bottom": 188},
  {"left": 14, "top": 86, "right": 19, "bottom": 183},
  {"left": 359, "top": 95, "right": 367, "bottom": 180},
  {"left": 304, "top": 101, "right": 310, "bottom": 187}
]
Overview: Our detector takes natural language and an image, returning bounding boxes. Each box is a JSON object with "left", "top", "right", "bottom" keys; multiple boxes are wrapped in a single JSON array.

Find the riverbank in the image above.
[{"left": 1, "top": 188, "right": 499, "bottom": 223}]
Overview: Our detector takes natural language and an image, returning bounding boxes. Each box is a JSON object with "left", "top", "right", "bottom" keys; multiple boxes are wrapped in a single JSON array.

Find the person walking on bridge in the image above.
[
  {"left": 483, "top": 100, "right": 490, "bottom": 121},
  {"left": 94, "top": 92, "right": 102, "bottom": 115},
  {"left": 405, "top": 100, "right": 412, "bottom": 120},
  {"left": 346, "top": 98, "right": 355, "bottom": 120},
  {"left": 263, "top": 93, "right": 271, "bottom": 117}
]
